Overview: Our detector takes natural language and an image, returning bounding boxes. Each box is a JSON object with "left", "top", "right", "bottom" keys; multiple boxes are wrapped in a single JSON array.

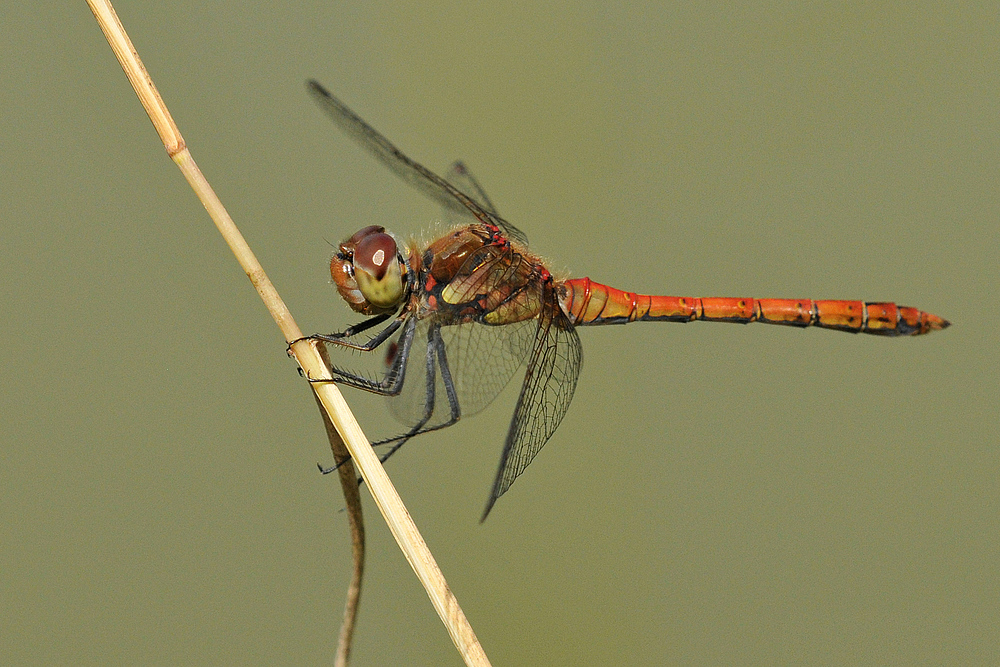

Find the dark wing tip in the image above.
[
  {"left": 306, "top": 79, "right": 330, "bottom": 97},
  {"left": 479, "top": 497, "right": 497, "bottom": 524}
]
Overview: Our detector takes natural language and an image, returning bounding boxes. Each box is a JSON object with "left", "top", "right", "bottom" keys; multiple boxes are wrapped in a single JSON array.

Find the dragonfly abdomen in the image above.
[{"left": 558, "top": 277, "right": 949, "bottom": 336}]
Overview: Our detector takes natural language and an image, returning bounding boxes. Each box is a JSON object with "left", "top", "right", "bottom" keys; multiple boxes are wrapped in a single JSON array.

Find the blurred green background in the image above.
[{"left": 2, "top": 2, "right": 996, "bottom": 664}]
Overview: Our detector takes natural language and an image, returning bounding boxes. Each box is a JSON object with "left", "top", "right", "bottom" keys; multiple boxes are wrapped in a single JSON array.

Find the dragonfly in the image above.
[{"left": 301, "top": 80, "right": 950, "bottom": 521}]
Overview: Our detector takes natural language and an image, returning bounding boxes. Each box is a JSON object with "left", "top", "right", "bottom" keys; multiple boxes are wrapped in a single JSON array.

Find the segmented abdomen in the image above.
[{"left": 558, "top": 277, "right": 949, "bottom": 336}]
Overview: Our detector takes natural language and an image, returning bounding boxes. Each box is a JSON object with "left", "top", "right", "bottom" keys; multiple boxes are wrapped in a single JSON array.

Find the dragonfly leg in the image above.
[
  {"left": 320, "top": 323, "right": 445, "bottom": 475},
  {"left": 293, "top": 312, "right": 406, "bottom": 353},
  {"left": 368, "top": 327, "right": 441, "bottom": 464},
  {"left": 319, "top": 323, "right": 465, "bottom": 476},
  {"left": 314, "top": 318, "right": 419, "bottom": 475},
  {"left": 307, "top": 316, "right": 416, "bottom": 395},
  {"left": 288, "top": 313, "right": 387, "bottom": 351},
  {"left": 369, "top": 324, "right": 463, "bottom": 465}
]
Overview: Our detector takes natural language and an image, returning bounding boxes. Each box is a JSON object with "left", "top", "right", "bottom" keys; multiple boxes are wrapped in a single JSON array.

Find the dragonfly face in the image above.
[{"left": 331, "top": 225, "right": 409, "bottom": 315}]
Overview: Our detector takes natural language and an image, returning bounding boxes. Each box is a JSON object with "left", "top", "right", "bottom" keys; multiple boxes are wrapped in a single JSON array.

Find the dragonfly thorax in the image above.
[{"left": 331, "top": 225, "right": 409, "bottom": 314}]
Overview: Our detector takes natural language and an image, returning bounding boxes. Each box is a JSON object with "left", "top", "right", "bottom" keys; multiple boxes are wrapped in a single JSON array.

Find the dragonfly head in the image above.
[{"left": 331, "top": 225, "right": 408, "bottom": 314}]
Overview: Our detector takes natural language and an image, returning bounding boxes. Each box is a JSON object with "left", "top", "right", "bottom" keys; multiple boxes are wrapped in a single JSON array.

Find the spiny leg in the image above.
[
  {"left": 316, "top": 318, "right": 438, "bottom": 474},
  {"left": 319, "top": 323, "right": 465, "bottom": 479},
  {"left": 308, "top": 315, "right": 416, "bottom": 396},
  {"left": 370, "top": 323, "right": 463, "bottom": 465},
  {"left": 293, "top": 311, "right": 406, "bottom": 354}
]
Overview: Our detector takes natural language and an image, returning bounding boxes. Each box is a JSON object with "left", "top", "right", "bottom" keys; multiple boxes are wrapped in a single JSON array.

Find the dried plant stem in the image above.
[
  {"left": 85, "top": 1, "right": 490, "bottom": 665},
  {"left": 313, "top": 347, "right": 365, "bottom": 667}
]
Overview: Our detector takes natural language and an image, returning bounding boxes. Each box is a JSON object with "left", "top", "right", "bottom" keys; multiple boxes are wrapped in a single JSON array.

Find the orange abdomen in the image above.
[{"left": 557, "top": 277, "right": 949, "bottom": 336}]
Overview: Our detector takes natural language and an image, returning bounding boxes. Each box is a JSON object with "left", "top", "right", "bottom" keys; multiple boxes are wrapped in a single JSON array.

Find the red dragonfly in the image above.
[{"left": 302, "top": 80, "right": 949, "bottom": 521}]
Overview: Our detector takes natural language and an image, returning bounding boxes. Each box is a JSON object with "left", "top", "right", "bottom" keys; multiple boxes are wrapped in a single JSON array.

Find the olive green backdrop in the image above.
[{"left": 2, "top": 2, "right": 996, "bottom": 664}]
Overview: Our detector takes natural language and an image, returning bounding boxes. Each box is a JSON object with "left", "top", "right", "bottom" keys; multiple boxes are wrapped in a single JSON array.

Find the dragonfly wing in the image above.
[
  {"left": 382, "top": 317, "right": 439, "bottom": 428},
  {"left": 385, "top": 317, "right": 535, "bottom": 428},
  {"left": 445, "top": 161, "right": 499, "bottom": 215},
  {"left": 481, "top": 299, "right": 583, "bottom": 521},
  {"left": 438, "top": 319, "right": 536, "bottom": 417},
  {"left": 308, "top": 81, "right": 528, "bottom": 244},
  {"left": 443, "top": 161, "right": 529, "bottom": 246}
]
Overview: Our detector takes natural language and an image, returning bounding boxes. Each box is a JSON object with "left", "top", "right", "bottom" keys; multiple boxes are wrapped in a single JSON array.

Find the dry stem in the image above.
[{"left": 85, "top": 1, "right": 490, "bottom": 664}]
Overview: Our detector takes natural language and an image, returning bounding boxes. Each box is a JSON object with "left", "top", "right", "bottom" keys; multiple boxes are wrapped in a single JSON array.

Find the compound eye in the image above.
[
  {"left": 343, "top": 225, "right": 385, "bottom": 249},
  {"left": 353, "top": 232, "right": 403, "bottom": 308}
]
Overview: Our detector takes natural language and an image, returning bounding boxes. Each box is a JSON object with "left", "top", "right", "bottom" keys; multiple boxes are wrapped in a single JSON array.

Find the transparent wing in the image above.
[
  {"left": 445, "top": 161, "right": 499, "bottom": 216},
  {"left": 443, "top": 161, "right": 529, "bottom": 246},
  {"left": 439, "top": 319, "right": 536, "bottom": 416},
  {"left": 481, "top": 298, "right": 583, "bottom": 521},
  {"left": 308, "top": 81, "right": 528, "bottom": 246},
  {"left": 385, "top": 317, "right": 536, "bottom": 430}
]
